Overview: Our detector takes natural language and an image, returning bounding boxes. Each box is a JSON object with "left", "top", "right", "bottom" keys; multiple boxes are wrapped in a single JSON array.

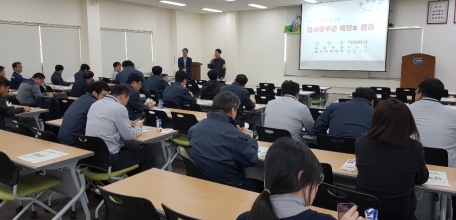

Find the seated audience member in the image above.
[
  {"left": 356, "top": 99, "right": 429, "bottom": 220},
  {"left": 58, "top": 81, "right": 110, "bottom": 145},
  {"left": 74, "top": 64, "right": 90, "bottom": 81},
  {"left": 111, "top": 61, "right": 122, "bottom": 80},
  {"left": 124, "top": 74, "right": 155, "bottom": 120},
  {"left": 162, "top": 70, "right": 196, "bottom": 107},
  {"left": 238, "top": 138, "right": 363, "bottom": 220},
  {"left": 313, "top": 87, "right": 376, "bottom": 138},
  {"left": 161, "top": 74, "right": 169, "bottom": 82},
  {"left": 51, "top": 65, "right": 70, "bottom": 86},
  {"left": 189, "top": 91, "right": 261, "bottom": 192},
  {"left": 146, "top": 66, "right": 168, "bottom": 99},
  {"left": 0, "top": 66, "right": 6, "bottom": 78},
  {"left": 10, "top": 62, "right": 24, "bottom": 90},
  {"left": 201, "top": 70, "right": 224, "bottom": 96},
  {"left": 409, "top": 78, "right": 456, "bottom": 167},
  {"left": 219, "top": 74, "right": 255, "bottom": 121},
  {"left": 0, "top": 78, "right": 30, "bottom": 130},
  {"left": 86, "top": 85, "right": 152, "bottom": 175},
  {"left": 265, "top": 80, "right": 314, "bottom": 140},
  {"left": 71, "top": 71, "right": 94, "bottom": 97},
  {"left": 115, "top": 60, "right": 151, "bottom": 98},
  {"left": 16, "top": 73, "right": 53, "bottom": 106}
]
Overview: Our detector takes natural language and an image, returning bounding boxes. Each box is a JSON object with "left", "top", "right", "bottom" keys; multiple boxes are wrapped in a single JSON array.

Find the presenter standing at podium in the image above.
[
  {"left": 209, "top": 48, "right": 226, "bottom": 81},
  {"left": 178, "top": 48, "right": 192, "bottom": 80}
]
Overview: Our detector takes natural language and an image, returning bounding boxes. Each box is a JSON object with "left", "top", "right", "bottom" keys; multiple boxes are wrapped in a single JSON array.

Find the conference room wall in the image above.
[{"left": 203, "top": 0, "right": 456, "bottom": 93}]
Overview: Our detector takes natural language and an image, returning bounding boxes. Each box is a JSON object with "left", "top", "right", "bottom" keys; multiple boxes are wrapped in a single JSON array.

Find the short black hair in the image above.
[
  {"left": 175, "top": 70, "right": 188, "bottom": 83},
  {"left": 83, "top": 71, "right": 94, "bottom": 80},
  {"left": 352, "top": 87, "right": 377, "bottom": 101},
  {"left": 182, "top": 48, "right": 188, "bottom": 52},
  {"left": 215, "top": 49, "right": 222, "bottom": 54},
  {"left": 212, "top": 91, "right": 240, "bottom": 114},
  {"left": 87, "top": 81, "right": 111, "bottom": 93},
  {"left": 417, "top": 78, "right": 445, "bottom": 101},
  {"left": 55, "top": 65, "right": 64, "bottom": 71},
  {"left": 207, "top": 70, "right": 218, "bottom": 80},
  {"left": 113, "top": 62, "right": 121, "bottom": 68},
  {"left": 0, "top": 66, "right": 4, "bottom": 72},
  {"left": 152, "top": 66, "right": 163, "bottom": 75},
  {"left": 0, "top": 77, "right": 10, "bottom": 88},
  {"left": 32, "top": 73, "right": 45, "bottom": 79},
  {"left": 111, "top": 85, "right": 130, "bottom": 97},
  {"left": 126, "top": 73, "right": 143, "bottom": 84},
  {"left": 235, "top": 74, "right": 248, "bottom": 86},
  {"left": 122, "top": 60, "right": 134, "bottom": 68},
  {"left": 161, "top": 74, "right": 168, "bottom": 78},
  {"left": 281, "top": 80, "right": 300, "bottom": 96},
  {"left": 80, "top": 64, "right": 90, "bottom": 71},
  {"left": 12, "top": 62, "right": 21, "bottom": 69}
]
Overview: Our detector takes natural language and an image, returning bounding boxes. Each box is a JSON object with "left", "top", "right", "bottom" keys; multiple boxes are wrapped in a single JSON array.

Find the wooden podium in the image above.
[
  {"left": 192, "top": 62, "right": 202, "bottom": 80},
  {"left": 400, "top": 53, "right": 435, "bottom": 88}
]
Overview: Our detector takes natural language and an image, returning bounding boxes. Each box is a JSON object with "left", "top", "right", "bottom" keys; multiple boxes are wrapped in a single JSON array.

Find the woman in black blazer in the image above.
[{"left": 356, "top": 99, "right": 429, "bottom": 220}]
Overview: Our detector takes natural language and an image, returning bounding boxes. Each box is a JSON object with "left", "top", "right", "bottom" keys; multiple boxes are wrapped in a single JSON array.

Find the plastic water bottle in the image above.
[
  {"left": 159, "top": 100, "right": 164, "bottom": 109},
  {"left": 156, "top": 118, "right": 162, "bottom": 132}
]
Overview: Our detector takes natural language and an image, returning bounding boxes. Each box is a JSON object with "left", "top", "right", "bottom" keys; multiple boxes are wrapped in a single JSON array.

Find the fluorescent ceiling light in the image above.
[
  {"left": 247, "top": 4, "right": 268, "bottom": 9},
  {"left": 159, "top": 1, "right": 187, "bottom": 7},
  {"left": 202, "top": 8, "right": 223, "bottom": 13},
  {"left": 304, "top": 0, "right": 319, "bottom": 3},
  {"left": 226, "top": 0, "right": 236, "bottom": 1}
]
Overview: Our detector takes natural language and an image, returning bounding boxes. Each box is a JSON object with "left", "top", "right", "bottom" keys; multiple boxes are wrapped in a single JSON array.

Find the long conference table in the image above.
[{"left": 257, "top": 141, "right": 456, "bottom": 220}]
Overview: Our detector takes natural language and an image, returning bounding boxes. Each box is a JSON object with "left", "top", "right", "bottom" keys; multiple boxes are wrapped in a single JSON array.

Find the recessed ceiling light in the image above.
[
  {"left": 304, "top": 0, "right": 319, "bottom": 3},
  {"left": 202, "top": 8, "right": 223, "bottom": 13},
  {"left": 247, "top": 4, "right": 268, "bottom": 9},
  {"left": 159, "top": 1, "right": 187, "bottom": 7},
  {"left": 226, "top": 0, "right": 236, "bottom": 2}
]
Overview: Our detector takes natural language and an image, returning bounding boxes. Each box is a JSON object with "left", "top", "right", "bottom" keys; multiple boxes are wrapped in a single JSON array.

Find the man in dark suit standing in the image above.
[{"left": 178, "top": 48, "right": 192, "bottom": 80}]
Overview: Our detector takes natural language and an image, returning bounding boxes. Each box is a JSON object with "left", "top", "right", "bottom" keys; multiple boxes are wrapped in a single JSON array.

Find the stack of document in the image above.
[
  {"left": 340, "top": 159, "right": 357, "bottom": 172},
  {"left": 425, "top": 171, "right": 450, "bottom": 187},
  {"left": 17, "top": 149, "right": 68, "bottom": 164}
]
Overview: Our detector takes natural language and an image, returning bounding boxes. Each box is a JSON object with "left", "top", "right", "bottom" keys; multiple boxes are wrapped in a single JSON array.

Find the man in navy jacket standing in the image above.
[{"left": 178, "top": 48, "right": 192, "bottom": 80}]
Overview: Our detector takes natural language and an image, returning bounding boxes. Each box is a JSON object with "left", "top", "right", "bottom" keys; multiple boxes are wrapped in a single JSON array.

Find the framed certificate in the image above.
[{"left": 427, "top": 0, "right": 449, "bottom": 24}]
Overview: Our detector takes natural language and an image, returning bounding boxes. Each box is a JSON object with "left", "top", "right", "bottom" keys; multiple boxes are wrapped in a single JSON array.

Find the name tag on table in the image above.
[
  {"left": 17, "top": 149, "right": 68, "bottom": 164},
  {"left": 425, "top": 171, "right": 450, "bottom": 187}
]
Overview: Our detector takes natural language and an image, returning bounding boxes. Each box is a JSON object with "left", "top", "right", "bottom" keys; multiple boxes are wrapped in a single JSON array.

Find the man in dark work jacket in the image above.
[
  {"left": 115, "top": 60, "right": 151, "bottom": 98},
  {"left": 0, "top": 78, "right": 30, "bottom": 130},
  {"left": 218, "top": 74, "right": 255, "bottom": 121},
  {"left": 313, "top": 87, "right": 376, "bottom": 138},
  {"left": 162, "top": 70, "right": 196, "bottom": 108}
]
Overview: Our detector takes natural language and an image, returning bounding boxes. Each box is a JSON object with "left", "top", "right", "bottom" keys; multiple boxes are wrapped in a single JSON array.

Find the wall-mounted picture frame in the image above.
[{"left": 427, "top": 0, "right": 449, "bottom": 24}]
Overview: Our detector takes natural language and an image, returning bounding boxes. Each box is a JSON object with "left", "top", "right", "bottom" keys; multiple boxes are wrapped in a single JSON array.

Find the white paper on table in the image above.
[
  {"left": 160, "top": 128, "right": 173, "bottom": 134},
  {"left": 6, "top": 101, "right": 11, "bottom": 107},
  {"left": 66, "top": 77, "right": 75, "bottom": 83},
  {"left": 17, "top": 149, "right": 68, "bottom": 164},
  {"left": 340, "top": 159, "right": 357, "bottom": 172},
  {"left": 30, "top": 107, "right": 41, "bottom": 112},
  {"left": 425, "top": 171, "right": 450, "bottom": 187},
  {"left": 258, "top": 146, "right": 269, "bottom": 158}
]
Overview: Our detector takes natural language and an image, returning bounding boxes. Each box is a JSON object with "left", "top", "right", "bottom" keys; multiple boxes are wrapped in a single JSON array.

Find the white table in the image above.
[
  {"left": 440, "top": 97, "right": 456, "bottom": 105},
  {"left": 47, "top": 84, "right": 72, "bottom": 92},
  {"left": 14, "top": 106, "right": 49, "bottom": 130}
]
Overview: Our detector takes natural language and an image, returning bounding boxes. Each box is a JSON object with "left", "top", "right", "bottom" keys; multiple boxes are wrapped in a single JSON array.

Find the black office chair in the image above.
[
  {"left": 317, "top": 135, "right": 356, "bottom": 154},
  {"left": 149, "top": 90, "right": 159, "bottom": 103},
  {"left": 443, "top": 89, "right": 449, "bottom": 98},
  {"left": 7, "top": 97, "right": 21, "bottom": 105},
  {"left": 171, "top": 112, "right": 199, "bottom": 136},
  {"left": 370, "top": 87, "right": 391, "bottom": 96},
  {"left": 395, "top": 88, "right": 416, "bottom": 103},
  {"left": 58, "top": 99, "right": 75, "bottom": 117},
  {"left": 254, "top": 95, "right": 275, "bottom": 104},
  {"left": 423, "top": 147, "right": 448, "bottom": 167},
  {"left": 276, "top": 88, "right": 282, "bottom": 96},
  {"left": 257, "top": 88, "right": 275, "bottom": 96},
  {"left": 177, "top": 146, "right": 203, "bottom": 179},
  {"left": 310, "top": 108, "right": 325, "bottom": 121},
  {"left": 259, "top": 83, "right": 275, "bottom": 90},
  {"left": 99, "top": 187, "right": 160, "bottom": 220},
  {"left": 12, "top": 120, "right": 36, "bottom": 137},
  {"left": 338, "top": 98, "right": 351, "bottom": 103},
  {"left": 302, "top": 85, "right": 324, "bottom": 106},
  {"left": 34, "top": 128, "right": 59, "bottom": 143},
  {"left": 393, "top": 94, "right": 407, "bottom": 103},
  {"left": 186, "top": 81, "right": 201, "bottom": 98},
  {"left": 321, "top": 163, "right": 334, "bottom": 185},
  {"left": 196, "top": 80, "right": 207, "bottom": 85},
  {"left": 245, "top": 88, "right": 255, "bottom": 96},
  {"left": 200, "top": 93, "right": 215, "bottom": 100},
  {"left": 46, "top": 86, "right": 54, "bottom": 93},
  {"left": 164, "top": 101, "right": 178, "bottom": 108},
  {"left": 98, "top": 77, "right": 111, "bottom": 84},
  {"left": 256, "top": 126, "right": 291, "bottom": 142},
  {"left": 181, "top": 103, "right": 203, "bottom": 112},
  {"left": 313, "top": 182, "right": 382, "bottom": 218},
  {"left": 144, "top": 110, "right": 172, "bottom": 128},
  {"left": 162, "top": 203, "right": 199, "bottom": 220}
]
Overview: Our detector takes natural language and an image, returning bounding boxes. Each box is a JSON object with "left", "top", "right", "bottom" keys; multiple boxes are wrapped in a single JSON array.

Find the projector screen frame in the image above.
[{"left": 298, "top": 1, "right": 391, "bottom": 72}]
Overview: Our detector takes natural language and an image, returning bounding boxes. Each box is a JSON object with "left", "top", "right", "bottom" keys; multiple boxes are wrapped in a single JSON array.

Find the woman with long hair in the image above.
[
  {"left": 356, "top": 99, "right": 429, "bottom": 220},
  {"left": 237, "top": 138, "right": 363, "bottom": 220}
]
